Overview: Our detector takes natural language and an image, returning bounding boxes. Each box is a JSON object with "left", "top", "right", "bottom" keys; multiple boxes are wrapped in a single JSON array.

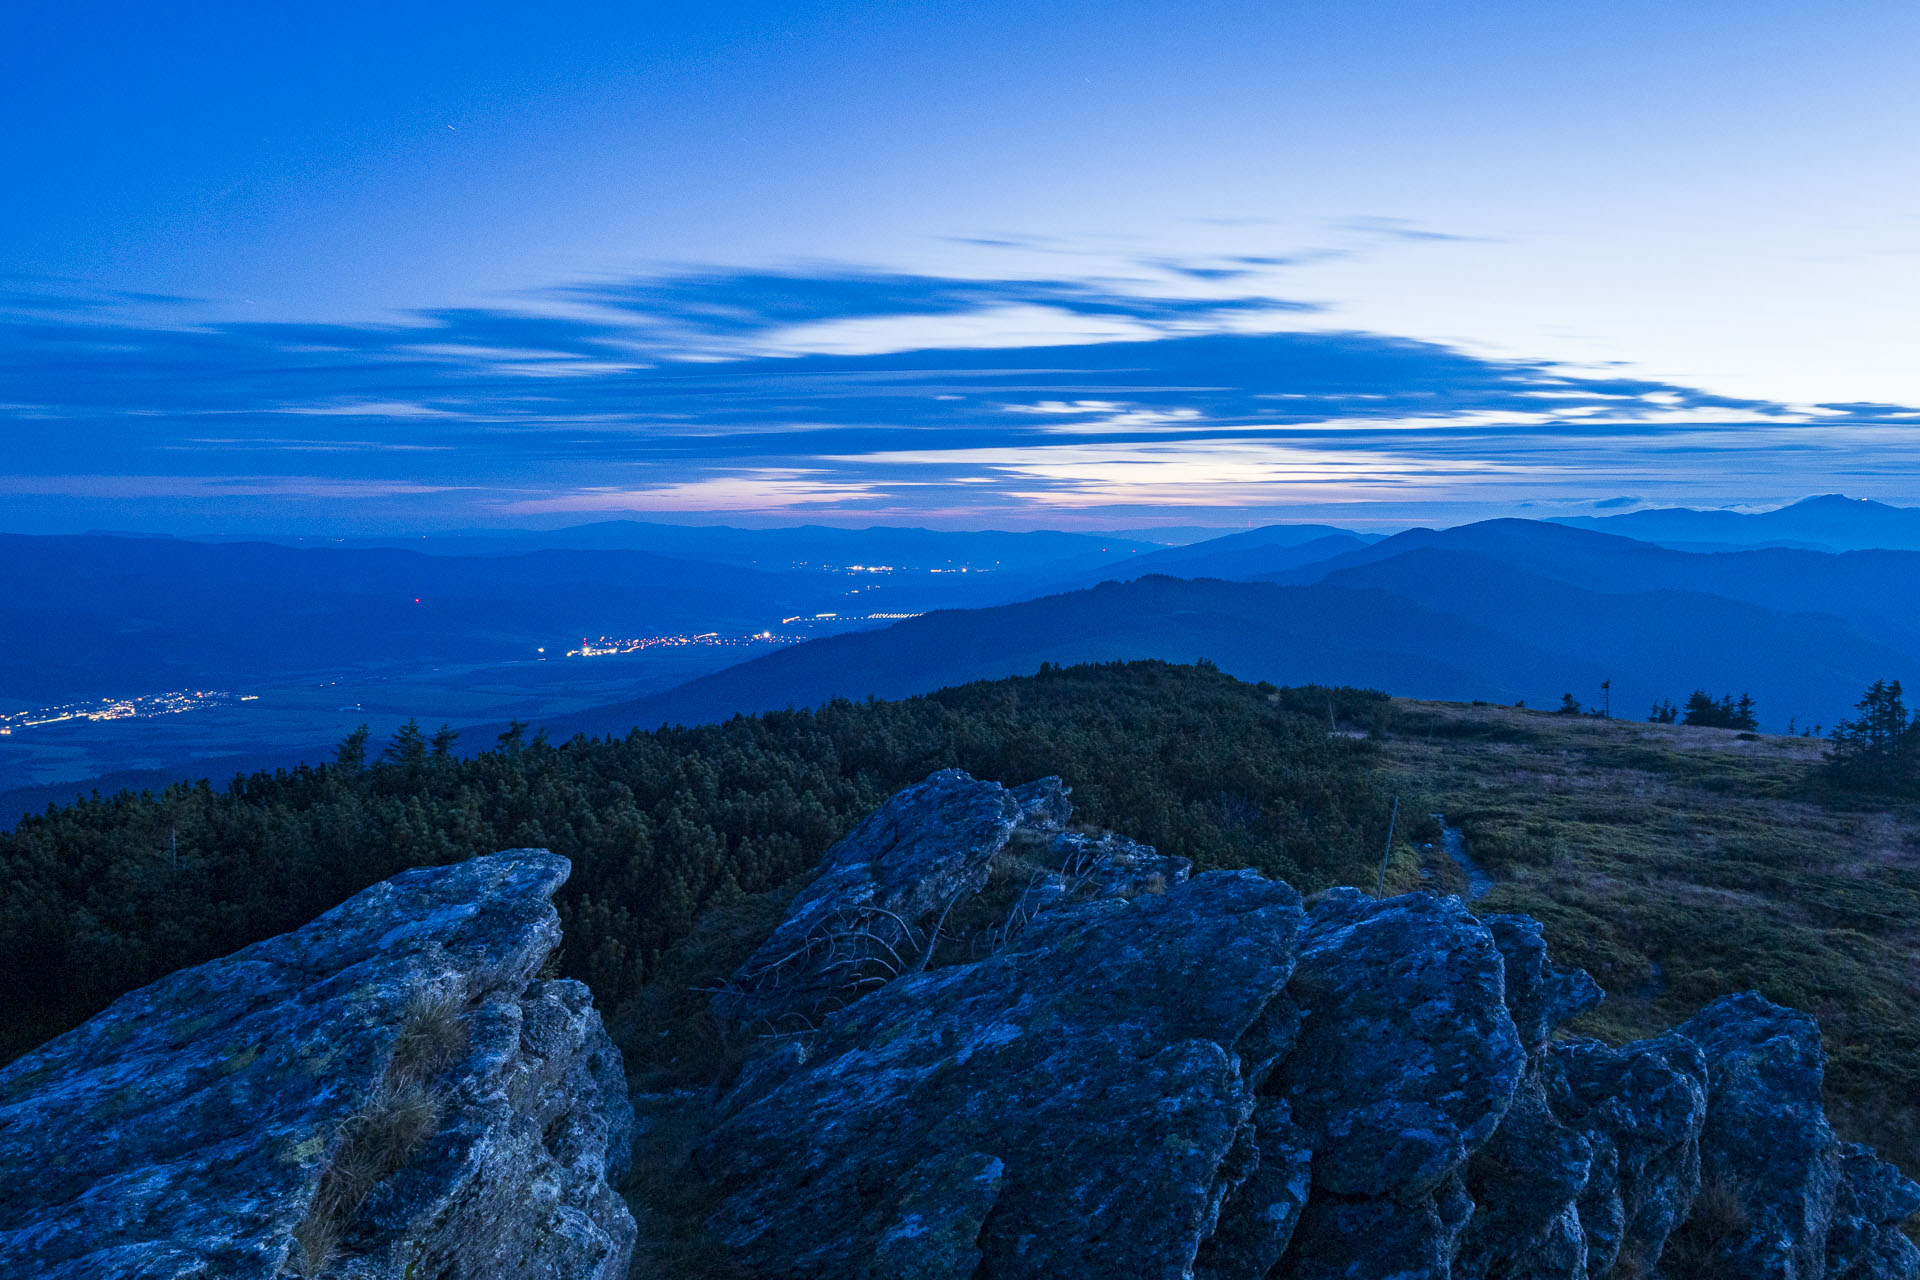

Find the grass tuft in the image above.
[
  {"left": 285, "top": 1214, "right": 340, "bottom": 1278},
  {"left": 390, "top": 986, "right": 467, "bottom": 1082},
  {"left": 351, "top": 1078, "right": 444, "bottom": 1173},
  {"left": 1659, "top": 1174, "right": 1748, "bottom": 1276},
  {"left": 283, "top": 992, "right": 459, "bottom": 1274}
]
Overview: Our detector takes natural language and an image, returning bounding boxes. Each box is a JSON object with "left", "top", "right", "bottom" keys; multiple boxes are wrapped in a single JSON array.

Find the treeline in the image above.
[
  {"left": 1549, "top": 686, "right": 1760, "bottom": 728},
  {"left": 0, "top": 662, "right": 1396, "bottom": 1064},
  {"left": 1646, "top": 690, "right": 1759, "bottom": 730},
  {"left": 1631, "top": 675, "right": 1920, "bottom": 796}
]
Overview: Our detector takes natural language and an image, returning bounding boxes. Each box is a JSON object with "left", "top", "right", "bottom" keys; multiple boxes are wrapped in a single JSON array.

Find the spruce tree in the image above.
[
  {"left": 384, "top": 719, "right": 427, "bottom": 768},
  {"left": 1829, "top": 679, "right": 1917, "bottom": 793},
  {"left": 333, "top": 725, "right": 371, "bottom": 772}
]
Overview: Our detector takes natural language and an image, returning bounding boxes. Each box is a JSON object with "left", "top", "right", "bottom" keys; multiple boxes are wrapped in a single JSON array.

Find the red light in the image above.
[{"left": 414, "top": 597, "right": 421, "bottom": 603}]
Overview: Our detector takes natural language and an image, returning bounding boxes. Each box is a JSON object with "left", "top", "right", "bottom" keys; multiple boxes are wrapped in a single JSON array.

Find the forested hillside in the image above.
[{"left": 0, "top": 662, "right": 1393, "bottom": 1064}]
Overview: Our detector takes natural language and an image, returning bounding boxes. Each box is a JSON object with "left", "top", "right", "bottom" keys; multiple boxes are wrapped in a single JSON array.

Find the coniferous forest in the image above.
[{"left": 0, "top": 662, "right": 1394, "bottom": 1065}]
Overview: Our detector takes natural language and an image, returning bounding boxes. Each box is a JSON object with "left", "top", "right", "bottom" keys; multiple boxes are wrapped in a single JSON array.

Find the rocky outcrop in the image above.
[
  {"left": 5, "top": 770, "right": 1913, "bottom": 1280},
  {"left": 712, "top": 770, "right": 1188, "bottom": 1034},
  {"left": 684, "top": 770, "right": 1920, "bottom": 1280},
  {"left": 704, "top": 868, "right": 1300, "bottom": 1279},
  {"left": 1666, "top": 993, "right": 1920, "bottom": 1280},
  {"left": 0, "top": 850, "right": 634, "bottom": 1280}
]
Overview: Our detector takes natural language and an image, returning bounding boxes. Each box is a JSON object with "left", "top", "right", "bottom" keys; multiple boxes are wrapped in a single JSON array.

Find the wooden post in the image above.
[{"left": 1376, "top": 795, "right": 1399, "bottom": 896}]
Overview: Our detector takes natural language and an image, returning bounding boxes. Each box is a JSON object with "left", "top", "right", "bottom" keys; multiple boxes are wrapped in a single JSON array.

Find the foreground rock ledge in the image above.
[
  {"left": 677, "top": 769, "right": 1920, "bottom": 1280},
  {"left": 0, "top": 849, "right": 635, "bottom": 1280}
]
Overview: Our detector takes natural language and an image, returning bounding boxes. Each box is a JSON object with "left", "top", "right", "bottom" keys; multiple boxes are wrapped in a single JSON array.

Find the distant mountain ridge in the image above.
[
  {"left": 157, "top": 520, "right": 1167, "bottom": 570},
  {"left": 1250, "top": 519, "right": 1920, "bottom": 657},
  {"left": 1048, "top": 527, "right": 1380, "bottom": 589},
  {"left": 1550, "top": 494, "right": 1920, "bottom": 552},
  {"left": 531, "top": 508, "right": 1920, "bottom": 738},
  {"left": 553, "top": 538, "right": 1915, "bottom": 738}
]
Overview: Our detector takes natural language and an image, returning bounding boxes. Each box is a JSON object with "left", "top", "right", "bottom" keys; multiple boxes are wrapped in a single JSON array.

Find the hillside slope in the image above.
[{"left": 566, "top": 565, "right": 1911, "bottom": 735}]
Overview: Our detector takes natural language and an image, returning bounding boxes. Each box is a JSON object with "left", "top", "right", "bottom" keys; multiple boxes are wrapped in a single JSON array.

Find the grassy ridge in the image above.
[{"left": 1381, "top": 701, "right": 1920, "bottom": 1170}]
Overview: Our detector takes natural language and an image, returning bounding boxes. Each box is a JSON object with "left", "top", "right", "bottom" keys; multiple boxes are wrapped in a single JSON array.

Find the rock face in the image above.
[
  {"left": 687, "top": 770, "right": 1920, "bottom": 1280},
  {"left": 705, "top": 869, "right": 1302, "bottom": 1279},
  {"left": 0, "top": 850, "right": 635, "bottom": 1280}
]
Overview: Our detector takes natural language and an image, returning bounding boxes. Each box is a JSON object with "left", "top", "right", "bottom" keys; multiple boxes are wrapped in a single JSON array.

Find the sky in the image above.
[{"left": 4, "top": 0, "right": 1918, "bottom": 534}]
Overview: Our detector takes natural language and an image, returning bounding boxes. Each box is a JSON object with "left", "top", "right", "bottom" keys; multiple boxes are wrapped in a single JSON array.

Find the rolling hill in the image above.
[{"left": 555, "top": 559, "right": 1914, "bottom": 736}]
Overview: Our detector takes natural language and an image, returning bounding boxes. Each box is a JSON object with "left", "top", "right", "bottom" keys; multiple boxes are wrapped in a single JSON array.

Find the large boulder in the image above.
[
  {"left": 712, "top": 771, "right": 1190, "bottom": 1035},
  {"left": 1268, "top": 889, "right": 1529, "bottom": 1279},
  {"left": 1276, "top": 889, "right": 1528, "bottom": 1202},
  {"left": 1544, "top": 1031, "right": 1709, "bottom": 1276},
  {"left": 698, "top": 870, "right": 1308, "bottom": 1279},
  {"left": 712, "top": 771, "right": 1060, "bottom": 1032},
  {"left": 1452, "top": 922, "right": 1678, "bottom": 1280},
  {"left": 1665, "top": 993, "right": 1920, "bottom": 1280},
  {"left": 0, "top": 850, "right": 635, "bottom": 1280}
]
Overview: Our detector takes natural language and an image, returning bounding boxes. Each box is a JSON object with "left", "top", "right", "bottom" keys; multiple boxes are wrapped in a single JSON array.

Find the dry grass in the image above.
[
  {"left": 351, "top": 1079, "right": 444, "bottom": 1172},
  {"left": 1383, "top": 698, "right": 1920, "bottom": 1176},
  {"left": 390, "top": 986, "right": 467, "bottom": 1082},
  {"left": 1658, "top": 1174, "right": 1749, "bottom": 1276},
  {"left": 282, "top": 988, "right": 460, "bottom": 1276},
  {"left": 299, "top": 1079, "right": 446, "bottom": 1240},
  {"left": 285, "top": 1215, "right": 340, "bottom": 1279}
]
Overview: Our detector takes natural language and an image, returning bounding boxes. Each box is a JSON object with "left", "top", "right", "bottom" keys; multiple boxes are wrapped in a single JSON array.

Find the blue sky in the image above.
[{"left": 4, "top": 1, "right": 1917, "bottom": 532}]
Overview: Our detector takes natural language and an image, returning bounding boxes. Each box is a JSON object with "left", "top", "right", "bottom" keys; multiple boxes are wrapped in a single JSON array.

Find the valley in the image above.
[{"left": 10, "top": 500, "right": 1920, "bottom": 829}]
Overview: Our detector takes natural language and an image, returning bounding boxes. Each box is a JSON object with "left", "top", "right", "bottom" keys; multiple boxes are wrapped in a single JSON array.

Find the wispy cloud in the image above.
[
  {"left": 499, "top": 470, "right": 883, "bottom": 513},
  {"left": 3, "top": 262, "right": 1918, "bottom": 530},
  {"left": 1335, "top": 216, "right": 1494, "bottom": 245}
]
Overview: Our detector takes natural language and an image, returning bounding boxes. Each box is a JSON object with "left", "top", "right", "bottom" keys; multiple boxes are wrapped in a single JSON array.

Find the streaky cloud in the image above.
[{"left": 4, "top": 262, "right": 1919, "bottom": 531}]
